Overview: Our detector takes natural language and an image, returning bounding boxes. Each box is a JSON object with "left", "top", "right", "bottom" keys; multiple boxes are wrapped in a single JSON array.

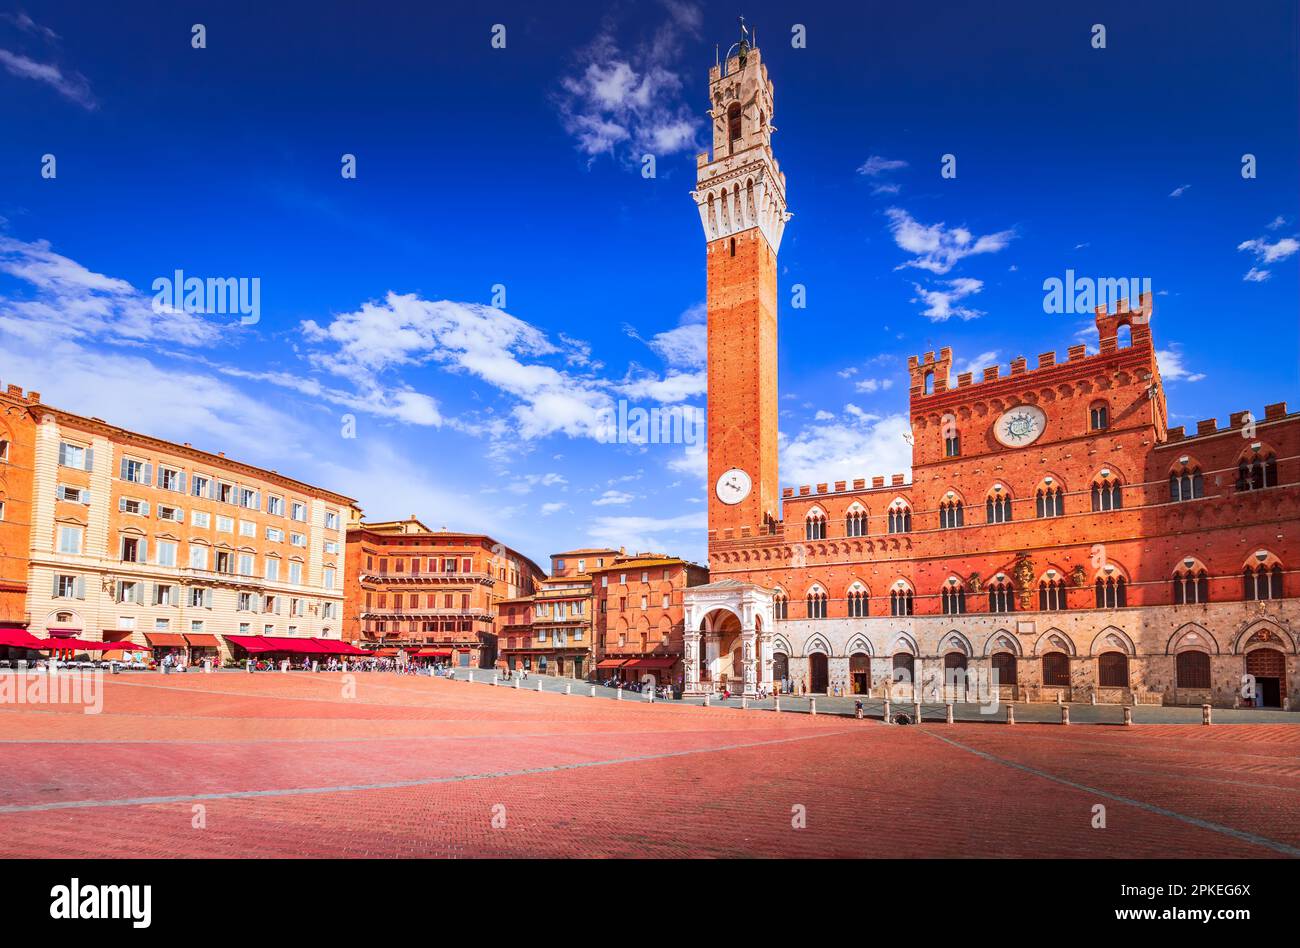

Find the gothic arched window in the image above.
[
  {"left": 1169, "top": 464, "right": 1204, "bottom": 502},
  {"left": 1095, "top": 573, "right": 1127, "bottom": 608},
  {"left": 805, "top": 511, "right": 826, "bottom": 540},
  {"left": 846, "top": 585, "right": 868, "bottom": 617},
  {"left": 887, "top": 502, "right": 912, "bottom": 534},
  {"left": 1038, "top": 577, "right": 1066, "bottom": 611},
  {"left": 1172, "top": 563, "right": 1209, "bottom": 604},
  {"left": 806, "top": 588, "right": 828, "bottom": 619},
  {"left": 986, "top": 487, "right": 1012, "bottom": 524},
  {"left": 727, "top": 102, "right": 742, "bottom": 143},
  {"left": 941, "top": 583, "right": 966, "bottom": 615},
  {"left": 1237, "top": 452, "right": 1278, "bottom": 492},
  {"left": 844, "top": 507, "right": 867, "bottom": 537},
  {"left": 939, "top": 498, "right": 964, "bottom": 529},
  {"left": 1091, "top": 472, "right": 1122, "bottom": 512},
  {"left": 889, "top": 586, "right": 914, "bottom": 616},
  {"left": 987, "top": 580, "right": 1015, "bottom": 614}
]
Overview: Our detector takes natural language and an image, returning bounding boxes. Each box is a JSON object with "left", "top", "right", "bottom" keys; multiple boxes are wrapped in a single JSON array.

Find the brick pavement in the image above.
[{"left": 0, "top": 671, "right": 1296, "bottom": 858}]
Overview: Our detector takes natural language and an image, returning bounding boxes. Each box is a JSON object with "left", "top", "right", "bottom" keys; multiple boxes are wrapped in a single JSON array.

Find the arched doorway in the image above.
[
  {"left": 850, "top": 652, "right": 871, "bottom": 694},
  {"left": 892, "top": 653, "right": 915, "bottom": 689},
  {"left": 772, "top": 652, "right": 789, "bottom": 692},
  {"left": 943, "top": 652, "right": 968, "bottom": 700},
  {"left": 1246, "top": 648, "right": 1286, "bottom": 708},
  {"left": 809, "top": 652, "right": 829, "bottom": 694},
  {"left": 991, "top": 652, "right": 1017, "bottom": 687},
  {"left": 699, "top": 608, "right": 742, "bottom": 692}
]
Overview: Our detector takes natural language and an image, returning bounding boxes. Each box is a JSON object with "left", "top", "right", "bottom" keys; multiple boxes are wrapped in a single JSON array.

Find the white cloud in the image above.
[
  {"left": 0, "top": 49, "right": 94, "bottom": 109},
  {"left": 1168, "top": 185, "right": 1190, "bottom": 198},
  {"left": 554, "top": 3, "right": 702, "bottom": 163},
  {"left": 586, "top": 511, "right": 705, "bottom": 556},
  {"left": 857, "top": 155, "right": 908, "bottom": 177},
  {"left": 885, "top": 208, "right": 1015, "bottom": 275},
  {"left": 592, "top": 489, "right": 634, "bottom": 506},
  {"left": 301, "top": 293, "right": 615, "bottom": 441},
  {"left": 954, "top": 350, "right": 1000, "bottom": 379},
  {"left": 541, "top": 502, "right": 568, "bottom": 516},
  {"left": 814, "top": 409, "right": 834, "bottom": 421},
  {"left": 1156, "top": 347, "right": 1206, "bottom": 383},
  {"left": 1266, "top": 216, "right": 1287, "bottom": 231},
  {"left": 1238, "top": 235, "right": 1299, "bottom": 264},
  {"left": 911, "top": 277, "right": 985, "bottom": 322},
  {"left": 0, "top": 236, "right": 221, "bottom": 347},
  {"left": 781, "top": 411, "right": 913, "bottom": 487},
  {"left": 1243, "top": 267, "right": 1271, "bottom": 283},
  {"left": 853, "top": 377, "right": 895, "bottom": 393}
]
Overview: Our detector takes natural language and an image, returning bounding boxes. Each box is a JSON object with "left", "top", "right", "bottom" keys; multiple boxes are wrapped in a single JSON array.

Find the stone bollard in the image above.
[
  {"left": 945, "top": 702, "right": 954, "bottom": 725},
  {"left": 492, "top": 677, "right": 498, "bottom": 686},
  {"left": 590, "top": 685, "right": 596, "bottom": 697},
  {"left": 537, "top": 678, "right": 543, "bottom": 692},
  {"left": 647, "top": 688, "right": 654, "bottom": 703},
  {"left": 703, "top": 693, "right": 710, "bottom": 707},
  {"left": 883, "top": 697, "right": 891, "bottom": 723},
  {"left": 1123, "top": 706, "right": 1133, "bottom": 726},
  {"left": 1061, "top": 705, "right": 1070, "bottom": 725},
  {"left": 312, "top": 660, "right": 319, "bottom": 673},
  {"left": 913, "top": 700, "right": 922, "bottom": 724},
  {"left": 773, "top": 696, "right": 780, "bottom": 713},
  {"left": 1091, "top": 692, "right": 1097, "bottom": 705},
  {"left": 855, "top": 705, "right": 863, "bottom": 720},
  {"left": 1006, "top": 704, "right": 1015, "bottom": 725},
  {"left": 281, "top": 660, "right": 289, "bottom": 674},
  {"left": 616, "top": 686, "right": 623, "bottom": 701},
  {"left": 741, "top": 696, "right": 748, "bottom": 710},
  {"left": 809, "top": 697, "right": 817, "bottom": 717},
  {"left": 246, "top": 659, "right": 253, "bottom": 674},
  {"left": 468, "top": 671, "right": 475, "bottom": 683},
  {"left": 513, "top": 677, "right": 520, "bottom": 689},
  {"left": 1202, "top": 703, "right": 1212, "bottom": 726},
  {"left": 565, "top": 683, "right": 571, "bottom": 695}
]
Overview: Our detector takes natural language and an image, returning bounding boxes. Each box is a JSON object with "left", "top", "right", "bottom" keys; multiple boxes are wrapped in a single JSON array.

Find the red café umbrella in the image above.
[{"left": 0, "top": 628, "right": 44, "bottom": 649}]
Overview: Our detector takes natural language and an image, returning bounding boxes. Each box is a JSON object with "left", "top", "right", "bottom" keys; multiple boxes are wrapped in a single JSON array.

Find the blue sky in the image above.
[{"left": 1, "top": 0, "right": 1296, "bottom": 568}]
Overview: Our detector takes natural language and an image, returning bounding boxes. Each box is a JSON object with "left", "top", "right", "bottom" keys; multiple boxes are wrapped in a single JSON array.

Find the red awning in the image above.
[
  {"left": 415, "top": 649, "right": 452, "bottom": 657},
  {"left": 0, "top": 628, "right": 44, "bottom": 649},
  {"left": 595, "top": 659, "right": 628, "bottom": 669},
  {"left": 624, "top": 656, "right": 677, "bottom": 670},
  {"left": 223, "top": 634, "right": 367, "bottom": 656},
  {"left": 35, "top": 637, "right": 108, "bottom": 652},
  {"left": 144, "top": 632, "right": 189, "bottom": 648},
  {"left": 184, "top": 633, "right": 221, "bottom": 648}
]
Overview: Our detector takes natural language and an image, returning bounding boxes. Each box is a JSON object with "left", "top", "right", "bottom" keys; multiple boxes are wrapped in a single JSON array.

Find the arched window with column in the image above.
[
  {"left": 1237, "top": 448, "right": 1278, "bottom": 492},
  {"left": 939, "top": 492, "right": 964, "bottom": 529},
  {"left": 844, "top": 504, "right": 868, "bottom": 537},
  {"left": 1243, "top": 552, "right": 1284, "bottom": 600},
  {"left": 987, "top": 578, "right": 1015, "bottom": 613},
  {"left": 1039, "top": 572, "right": 1066, "bottom": 611},
  {"left": 1172, "top": 558, "right": 1210, "bottom": 604},
  {"left": 805, "top": 508, "right": 826, "bottom": 540},
  {"left": 1095, "top": 568, "right": 1127, "bottom": 608},
  {"left": 1091, "top": 469, "right": 1123, "bottom": 511},
  {"left": 941, "top": 579, "right": 966, "bottom": 615},
  {"left": 889, "top": 580, "right": 914, "bottom": 616},
  {"left": 806, "top": 585, "right": 828, "bottom": 619},
  {"left": 1169, "top": 461, "right": 1204, "bottom": 501},
  {"left": 1035, "top": 477, "right": 1064, "bottom": 518},
  {"left": 887, "top": 500, "right": 912, "bottom": 534},
  {"left": 846, "top": 582, "right": 869, "bottom": 617},
  {"left": 772, "top": 589, "right": 788, "bottom": 620},
  {"left": 985, "top": 484, "right": 1012, "bottom": 524}
]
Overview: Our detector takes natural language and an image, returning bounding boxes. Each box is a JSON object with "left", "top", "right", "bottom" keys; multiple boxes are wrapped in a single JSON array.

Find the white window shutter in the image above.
[
  {"left": 118, "top": 497, "right": 127, "bottom": 513},
  {"left": 51, "top": 576, "right": 59, "bottom": 597},
  {"left": 75, "top": 577, "right": 85, "bottom": 600},
  {"left": 141, "top": 501, "right": 150, "bottom": 517},
  {"left": 58, "top": 443, "right": 68, "bottom": 466},
  {"left": 204, "top": 589, "right": 213, "bottom": 608},
  {"left": 142, "top": 463, "right": 152, "bottom": 486},
  {"left": 119, "top": 458, "right": 129, "bottom": 479},
  {"left": 139, "top": 539, "right": 148, "bottom": 562},
  {"left": 85, "top": 448, "right": 94, "bottom": 471},
  {"left": 178, "top": 471, "right": 187, "bottom": 494}
]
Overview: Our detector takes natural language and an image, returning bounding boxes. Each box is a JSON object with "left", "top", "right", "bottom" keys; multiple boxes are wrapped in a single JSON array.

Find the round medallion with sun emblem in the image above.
[{"left": 993, "top": 405, "right": 1047, "bottom": 448}]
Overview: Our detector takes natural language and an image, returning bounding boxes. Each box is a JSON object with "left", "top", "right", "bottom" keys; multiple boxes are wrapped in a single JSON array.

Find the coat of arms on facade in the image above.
[
  {"left": 967, "top": 573, "right": 983, "bottom": 593},
  {"left": 1070, "top": 564, "right": 1087, "bottom": 587},
  {"left": 1014, "top": 553, "right": 1034, "bottom": 608}
]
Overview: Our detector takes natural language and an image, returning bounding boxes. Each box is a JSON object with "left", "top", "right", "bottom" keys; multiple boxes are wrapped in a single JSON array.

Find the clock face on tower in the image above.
[
  {"left": 993, "top": 405, "right": 1047, "bottom": 448},
  {"left": 715, "top": 468, "right": 753, "bottom": 505}
]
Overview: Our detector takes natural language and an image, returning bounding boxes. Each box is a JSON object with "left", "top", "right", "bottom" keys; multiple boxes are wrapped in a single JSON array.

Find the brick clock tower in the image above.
[{"left": 693, "top": 38, "right": 789, "bottom": 544}]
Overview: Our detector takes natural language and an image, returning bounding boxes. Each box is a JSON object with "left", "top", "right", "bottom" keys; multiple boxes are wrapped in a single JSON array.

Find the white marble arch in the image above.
[
  {"left": 696, "top": 604, "right": 742, "bottom": 632},
  {"left": 802, "top": 631, "right": 833, "bottom": 656},
  {"left": 1231, "top": 619, "right": 1297, "bottom": 655},
  {"left": 939, "top": 629, "right": 974, "bottom": 657},
  {"left": 1164, "top": 622, "right": 1220, "bottom": 655},
  {"left": 1090, "top": 625, "right": 1136, "bottom": 657},
  {"left": 770, "top": 633, "right": 794, "bottom": 656},
  {"left": 1033, "top": 627, "right": 1077, "bottom": 656},
  {"left": 982, "top": 628, "right": 1023, "bottom": 657},
  {"left": 845, "top": 633, "right": 874, "bottom": 657},
  {"left": 888, "top": 631, "right": 919, "bottom": 656}
]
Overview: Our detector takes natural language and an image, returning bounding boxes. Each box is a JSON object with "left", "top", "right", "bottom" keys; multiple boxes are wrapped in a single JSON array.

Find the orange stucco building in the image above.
[
  {"left": 344, "top": 517, "right": 545, "bottom": 667},
  {"left": 0, "top": 383, "right": 36, "bottom": 635}
]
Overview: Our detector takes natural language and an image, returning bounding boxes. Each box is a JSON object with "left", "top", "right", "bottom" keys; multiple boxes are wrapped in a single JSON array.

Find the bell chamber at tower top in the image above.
[{"left": 690, "top": 44, "right": 791, "bottom": 253}]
